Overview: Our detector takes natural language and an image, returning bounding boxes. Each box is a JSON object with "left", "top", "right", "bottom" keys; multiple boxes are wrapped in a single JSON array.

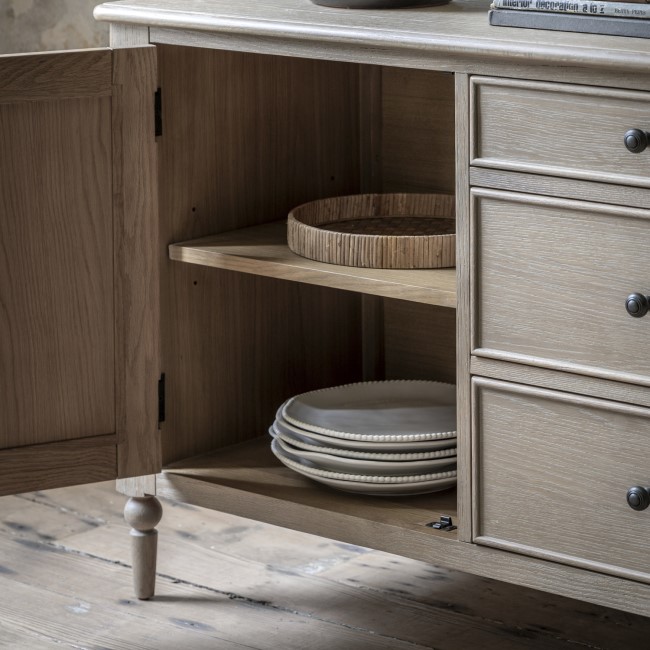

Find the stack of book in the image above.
[{"left": 489, "top": 0, "right": 650, "bottom": 38}]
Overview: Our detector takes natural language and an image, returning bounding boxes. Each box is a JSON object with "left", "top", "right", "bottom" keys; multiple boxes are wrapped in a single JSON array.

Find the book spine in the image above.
[{"left": 491, "top": 0, "right": 650, "bottom": 16}]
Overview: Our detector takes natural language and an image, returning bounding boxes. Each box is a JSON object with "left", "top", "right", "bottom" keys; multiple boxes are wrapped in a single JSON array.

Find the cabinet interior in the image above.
[{"left": 157, "top": 45, "right": 459, "bottom": 537}]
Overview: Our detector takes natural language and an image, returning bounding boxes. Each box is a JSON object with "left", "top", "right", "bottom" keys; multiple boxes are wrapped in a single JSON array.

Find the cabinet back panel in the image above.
[
  {"left": 381, "top": 68, "right": 455, "bottom": 194},
  {"left": 0, "top": 69, "right": 114, "bottom": 448},
  {"left": 158, "top": 47, "right": 365, "bottom": 462},
  {"left": 162, "top": 269, "right": 361, "bottom": 464},
  {"left": 157, "top": 46, "right": 362, "bottom": 240},
  {"left": 384, "top": 301, "right": 456, "bottom": 384}
]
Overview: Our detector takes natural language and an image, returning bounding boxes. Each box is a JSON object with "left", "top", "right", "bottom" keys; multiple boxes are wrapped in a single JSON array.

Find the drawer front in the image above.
[
  {"left": 473, "top": 378, "right": 650, "bottom": 582},
  {"left": 470, "top": 77, "right": 650, "bottom": 187},
  {"left": 472, "top": 188, "right": 650, "bottom": 385}
]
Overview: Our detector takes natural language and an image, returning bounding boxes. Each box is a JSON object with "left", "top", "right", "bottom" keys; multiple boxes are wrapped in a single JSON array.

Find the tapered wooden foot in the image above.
[{"left": 124, "top": 496, "right": 163, "bottom": 600}]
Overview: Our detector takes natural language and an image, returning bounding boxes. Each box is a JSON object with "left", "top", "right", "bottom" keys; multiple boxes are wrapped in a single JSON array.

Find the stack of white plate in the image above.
[{"left": 270, "top": 380, "right": 457, "bottom": 496}]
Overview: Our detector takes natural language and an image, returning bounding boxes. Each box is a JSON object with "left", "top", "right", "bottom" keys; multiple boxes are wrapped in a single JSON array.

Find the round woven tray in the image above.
[{"left": 287, "top": 193, "right": 455, "bottom": 269}]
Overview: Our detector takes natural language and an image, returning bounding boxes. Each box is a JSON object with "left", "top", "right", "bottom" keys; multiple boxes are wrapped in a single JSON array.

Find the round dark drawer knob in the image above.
[
  {"left": 625, "top": 293, "right": 649, "bottom": 318},
  {"left": 627, "top": 486, "right": 650, "bottom": 511},
  {"left": 624, "top": 129, "right": 649, "bottom": 154}
]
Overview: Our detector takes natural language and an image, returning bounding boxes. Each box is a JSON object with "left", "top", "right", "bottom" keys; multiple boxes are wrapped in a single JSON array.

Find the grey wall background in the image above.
[{"left": 1, "top": 0, "right": 109, "bottom": 54}]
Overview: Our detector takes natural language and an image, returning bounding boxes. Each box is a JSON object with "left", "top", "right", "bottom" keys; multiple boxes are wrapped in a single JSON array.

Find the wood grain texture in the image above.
[
  {"left": 361, "top": 295, "right": 385, "bottom": 381},
  {"left": 472, "top": 188, "right": 650, "bottom": 387},
  {"left": 108, "top": 24, "right": 151, "bottom": 47},
  {"left": 94, "top": 0, "right": 650, "bottom": 75},
  {"left": 157, "top": 439, "right": 650, "bottom": 616},
  {"left": 381, "top": 68, "right": 455, "bottom": 194},
  {"left": 471, "top": 357, "right": 650, "bottom": 409},
  {"left": 383, "top": 301, "right": 456, "bottom": 383},
  {"left": 112, "top": 47, "right": 162, "bottom": 478},
  {"left": 470, "top": 77, "right": 650, "bottom": 188},
  {"left": 0, "top": 436, "right": 116, "bottom": 496},
  {"left": 358, "top": 64, "right": 382, "bottom": 194},
  {"left": 117, "top": 475, "right": 157, "bottom": 497},
  {"left": 5, "top": 481, "right": 650, "bottom": 648},
  {"left": 454, "top": 72, "right": 472, "bottom": 543},
  {"left": 0, "top": 57, "right": 115, "bottom": 451},
  {"left": 471, "top": 168, "right": 650, "bottom": 210},
  {"left": 158, "top": 47, "right": 365, "bottom": 463},
  {"left": 0, "top": 50, "right": 111, "bottom": 102},
  {"left": 170, "top": 221, "right": 457, "bottom": 307},
  {"left": 473, "top": 378, "right": 650, "bottom": 583}
]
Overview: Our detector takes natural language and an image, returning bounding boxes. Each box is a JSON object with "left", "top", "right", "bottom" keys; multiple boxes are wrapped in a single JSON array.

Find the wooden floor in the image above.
[{"left": 0, "top": 482, "right": 648, "bottom": 649}]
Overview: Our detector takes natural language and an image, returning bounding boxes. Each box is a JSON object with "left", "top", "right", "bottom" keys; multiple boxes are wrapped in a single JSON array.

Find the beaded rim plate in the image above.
[
  {"left": 281, "top": 380, "right": 456, "bottom": 442},
  {"left": 272, "top": 440, "right": 457, "bottom": 496},
  {"left": 273, "top": 434, "right": 457, "bottom": 476},
  {"left": 269, "top": 426, "right": 457, "bottom": 461},
  {"left": 272, "top": 418, "right": 457, "bottom": 452}
]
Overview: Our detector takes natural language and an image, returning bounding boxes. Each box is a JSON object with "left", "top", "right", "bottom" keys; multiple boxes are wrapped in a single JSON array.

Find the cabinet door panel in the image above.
[
  {"left": 0, "top": 76, "right": 114, "bottom": 449},
  {"left": 0, "top": 49, "right": 160, "bottom": 495}
]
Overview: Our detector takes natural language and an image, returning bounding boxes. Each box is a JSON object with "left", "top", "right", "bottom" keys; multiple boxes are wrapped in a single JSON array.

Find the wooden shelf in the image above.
[
  {"left": 157, "top": 436, "right": 459, "bottom": 557},
  {"left": 169, "top": 221, "right": 456, "bottom": 307}
]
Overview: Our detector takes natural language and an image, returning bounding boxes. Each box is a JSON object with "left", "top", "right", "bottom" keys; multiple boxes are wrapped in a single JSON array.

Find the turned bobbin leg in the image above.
[{"left": 124, "top": 496, "right": 163, "bottom": 600}]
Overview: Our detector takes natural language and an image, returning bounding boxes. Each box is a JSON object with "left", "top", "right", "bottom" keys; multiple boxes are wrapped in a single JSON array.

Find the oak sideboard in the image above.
[{"left": 1, "top": 0, "right": 649, "bottom": 616}]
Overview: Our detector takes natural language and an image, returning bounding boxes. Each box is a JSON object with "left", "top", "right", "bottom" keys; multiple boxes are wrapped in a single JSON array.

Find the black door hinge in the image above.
[
  {"left": 154, "top": 88, "right": 162, "bottom": 137},
  {"left": 158, "top": 373, "right": 166, "bottom": 425}
]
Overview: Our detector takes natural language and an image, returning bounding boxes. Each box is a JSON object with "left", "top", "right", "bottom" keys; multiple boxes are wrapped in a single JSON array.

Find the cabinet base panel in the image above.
[{"left": 155, "top": 438, "right": 650, "bottom": 617}]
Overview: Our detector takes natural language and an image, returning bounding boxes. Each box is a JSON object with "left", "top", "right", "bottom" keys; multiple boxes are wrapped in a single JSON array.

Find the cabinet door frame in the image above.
[{"left": 0, "top": 47, "right": 160, "bottom": 496}]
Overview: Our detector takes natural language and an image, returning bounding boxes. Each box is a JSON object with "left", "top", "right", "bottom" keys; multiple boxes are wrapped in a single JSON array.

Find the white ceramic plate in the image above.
[
  {"left": 272, "top": 440, "right": 457, "bottom": 496},
  {"left": 270, "top": 426, "right": 457, "bottom": 461},
  {"left": 273, "top": 435, "right": 456, "bottom": 476},
  {"left": 281, "top": 380, "right": 456, "bottom": 442},
  {"left": 273, "top": 417, "right": 456, "bottom": 452}
]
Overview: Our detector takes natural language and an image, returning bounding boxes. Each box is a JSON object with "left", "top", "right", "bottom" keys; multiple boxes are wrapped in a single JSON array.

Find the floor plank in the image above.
[{"left": 0, "top": 481, "right": 648, "bottom": 649}]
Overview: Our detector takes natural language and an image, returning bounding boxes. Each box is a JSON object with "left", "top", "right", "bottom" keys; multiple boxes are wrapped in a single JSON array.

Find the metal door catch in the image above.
[{"left": 426, "top": 515, "right": 456, "bottom": 531}]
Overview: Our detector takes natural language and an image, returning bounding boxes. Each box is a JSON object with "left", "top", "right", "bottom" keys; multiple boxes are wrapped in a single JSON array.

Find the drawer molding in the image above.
[
  {"left": 470, "top": 188, "right": 650, "bottom": 387},
  {"left": 470, "top": 76, "right": 650, "bottom": 188},
  {"left": 472, "top": 377, "right": 650, "bottom": 582},
  {"left": 470, "top": 356, "right": 650, "bottom": 408},
  {"left": 475, "top": 535, "right": 650, "bottom": 586}
]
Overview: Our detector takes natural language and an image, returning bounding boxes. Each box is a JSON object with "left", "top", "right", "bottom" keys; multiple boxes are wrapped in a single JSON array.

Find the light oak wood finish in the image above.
[
  {"left": 473, "top": 378, "right": 650, "bottom": 583},
  {"left": 157, "top": 439, "right": 650, "bottom": 616},
  {"left": 383, "top": 301, "right": 456, "bottom": 384},
  {"left": 454, "top": 72, "right": 472, "bottom": 543},
  {"left": 112, "top": 46, "right": 162, "bottom": 479},
  {"left": 471, "top": 168, "right": 650, "bottom": 210},
  {"left": 124, "top": 495, "right": 163, "bottom": 599},
  {"left": 470, "top": 77, "right": 650, "bottom": 188},
  {"left": 0, "top": 436, "right": 116, "bottom": 496},
  {"left": 471, "top": 356, "right": 650, "bottom": 410},
  {"left": 158, "top": 47, "right": 364, "bottom": 464},
  {"left": 381, "top": 68, "right": 455, "bottom": 194},
  {"left": 0, "top": 50, "right": 111, "bottom": 102},
  {"left": 0, "top": 51, "right": 115, "bottom": 452},
  {"left": 41, "top": 0, "right": 650, "bottom": 619},
  {"left": 0, "top": 47, "right": 162, "bottom": 495},
  {"left": 471, "top": 188, "right": 650, "bottom": 386},
  {"left": 94, "top": 0, "right": 650, "bottom": 76},
  {"left": 170, "top": 221, "right": 457, "bottom": 307}
]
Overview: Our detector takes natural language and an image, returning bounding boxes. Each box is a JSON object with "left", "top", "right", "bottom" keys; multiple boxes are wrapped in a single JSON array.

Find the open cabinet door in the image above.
[{"left": 0, "top": 47, "right": 160, "bottom": 496}]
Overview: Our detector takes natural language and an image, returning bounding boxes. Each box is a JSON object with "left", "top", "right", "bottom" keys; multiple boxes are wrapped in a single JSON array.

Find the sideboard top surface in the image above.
[{"left": 95, "top": 0, "right": 650, "bottom": 73}]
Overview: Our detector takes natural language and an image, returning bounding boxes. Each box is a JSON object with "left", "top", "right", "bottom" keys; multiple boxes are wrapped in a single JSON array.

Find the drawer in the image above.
[
  {"left": 470, "top": 77, "right": 650, "bottom": 188},
  {"left": 472, "top": 188, "right": 650, "bottom": 386},
  {"left": 473, "top": 377, "right": 650, "bottom": 582}
]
